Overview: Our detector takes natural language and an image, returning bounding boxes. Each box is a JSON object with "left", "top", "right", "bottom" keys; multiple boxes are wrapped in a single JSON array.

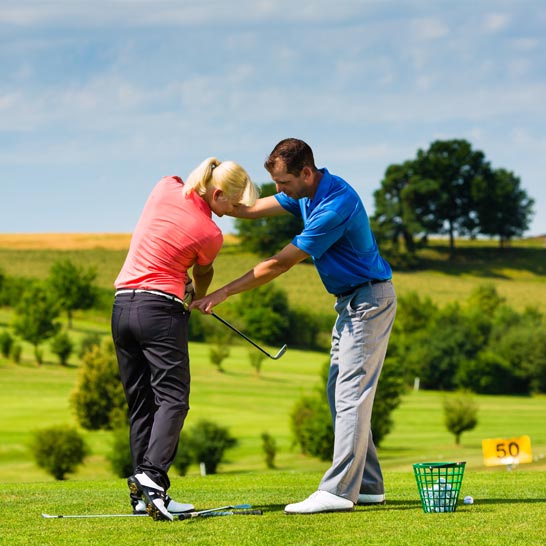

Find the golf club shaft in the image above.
[{"left": 211, "top": 312, "right": 286, "bottom": 359}]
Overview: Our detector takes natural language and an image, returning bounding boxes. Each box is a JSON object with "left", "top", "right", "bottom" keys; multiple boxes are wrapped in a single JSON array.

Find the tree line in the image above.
[{"left": 236, "top": 139, "right": 535, "bottom": 260}]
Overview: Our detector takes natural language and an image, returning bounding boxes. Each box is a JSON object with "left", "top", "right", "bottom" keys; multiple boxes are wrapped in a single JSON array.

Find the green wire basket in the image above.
[{"left": 413, "top": 461, "right": 466, "bottom": 513}]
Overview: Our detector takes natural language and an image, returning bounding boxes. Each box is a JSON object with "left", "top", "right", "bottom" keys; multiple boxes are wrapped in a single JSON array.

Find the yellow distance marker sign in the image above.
[{"left": 482, "top": 435, "right": 533, "bottom": 466}]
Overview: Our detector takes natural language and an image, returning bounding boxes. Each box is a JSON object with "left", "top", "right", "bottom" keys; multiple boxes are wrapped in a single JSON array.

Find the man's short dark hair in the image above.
[{"left": 264, "top": 138, "right": 317, "bottom": 176}]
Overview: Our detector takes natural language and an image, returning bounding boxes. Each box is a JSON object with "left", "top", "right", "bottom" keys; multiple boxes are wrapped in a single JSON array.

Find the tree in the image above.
[
  {"left": 443, "top": 392, "right": 478, "bottom": 445},
  {"left": 372, "top": 161, "right": 425, "bottom": 252},
  {"left": 48, "top": 260, "right": 98, "bottom": 329},
  {"left": 412, "top": 139, "right": 490, "bottom": 258},
  {"left": 237, "top": 284, "right": 290, "bottom": 345},
  {"left": 12, "top": 283, "right": 61, "bottom": 363},
  {"left": 472, "top": 168, "right": 535, "bottom": 247},
  {"left": 71, "top": 340, "right": 127, "bottom": 430},
  {"left": 235, "top": 182, "right": 303, "bottom": 256}
]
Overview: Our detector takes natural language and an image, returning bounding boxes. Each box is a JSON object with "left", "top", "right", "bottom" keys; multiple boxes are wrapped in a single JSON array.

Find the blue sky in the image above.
[{"left": 1, "top": 0, "right": 545, "bottom": 236}]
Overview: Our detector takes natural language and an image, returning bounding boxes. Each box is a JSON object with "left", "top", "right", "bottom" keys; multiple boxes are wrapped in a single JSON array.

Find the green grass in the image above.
[
  {"left": 1, "top": 238, "right": 545, "bottom": 315},
  {"left": 1, "top": 349, "right": 545, "bottom": 483},
  {"left": 1, "top": 236, "right": 545, "bottom": 544},
  {"left": 1, "top": 471, "right": 545, "bottom": 545}
]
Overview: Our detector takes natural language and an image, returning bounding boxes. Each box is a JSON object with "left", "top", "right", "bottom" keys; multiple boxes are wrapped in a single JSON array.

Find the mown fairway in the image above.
[{"left": 1, "top": 471, "right": 545, "bottom": 546}]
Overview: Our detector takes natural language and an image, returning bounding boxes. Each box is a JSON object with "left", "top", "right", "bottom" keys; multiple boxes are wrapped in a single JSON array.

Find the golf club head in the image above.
[{"left": 271, "top": 344, "right": 287, "bottom": 360}]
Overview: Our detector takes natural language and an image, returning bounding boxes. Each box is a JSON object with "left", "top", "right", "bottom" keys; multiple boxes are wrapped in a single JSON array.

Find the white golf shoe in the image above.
[
  {"left": 284, "top": 490, "right": 354, "bottom": 514},
  {"left": 357, "top": 493, "right": 386, "bottom": 505}
]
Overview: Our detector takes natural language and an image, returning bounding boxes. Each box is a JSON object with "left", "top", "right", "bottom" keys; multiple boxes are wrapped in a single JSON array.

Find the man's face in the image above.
[{"left": 269, "top": 159, "right": 313, "bottom": 199}]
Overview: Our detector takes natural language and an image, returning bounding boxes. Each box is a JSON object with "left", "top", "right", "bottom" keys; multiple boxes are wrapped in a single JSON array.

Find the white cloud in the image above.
[{"left": 483, "top": 12, "right": 510, "bottom": 33}]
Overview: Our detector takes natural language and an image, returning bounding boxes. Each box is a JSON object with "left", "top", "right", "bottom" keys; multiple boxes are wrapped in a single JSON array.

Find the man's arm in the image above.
[
  {"left": 231, "top": 195, "right": 286, "bottom": 219},
  {"left": 191, "top": 243, "right": 309, "bottom": 313}
]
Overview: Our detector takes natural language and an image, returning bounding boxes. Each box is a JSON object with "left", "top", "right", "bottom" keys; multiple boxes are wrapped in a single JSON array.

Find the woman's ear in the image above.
[{"left": 212, "top": 188, "right": 225, "bottom": 201}]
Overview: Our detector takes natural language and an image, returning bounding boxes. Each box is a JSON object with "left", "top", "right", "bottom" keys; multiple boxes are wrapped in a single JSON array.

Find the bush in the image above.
[
  {"left": 30, "top": 425, "right": 89, "bottom": 480},
  {"left": 71, "top": 340, "right": 127, "bottom": 430},
  {"left": 50, "top": 331, "right": 73, "bottom": 366},
  {"left": 10, "top": 343, "right": 22, "bottom": 364},
  {"left": 290, "top": 394, "right": 333, "bottom": 461},
  {"left": 209, "top": 343, "right": 230, "bottom": 372},
  {"left": 107, "top": 427, "right": 133, "bottom": 478},
  {"left": 249, "top": 350, "right": 266, "bottom": 375},
  {"left": 261, "top": 432, "right": 277, "bottom": 469},
  {"left": 444, "top": 392, "right": 478, "bottom": 445},
  {"left": 185, "top": 419, "right": 237, "bottom": 474},
  {"left": 0, "top": 330, "right": 13, "bottom": 358},
  {"left": 173, "top": 431, "right": 193, "bottom": 476},
  {"left": 371, "top": 357, "right": 407, "bottom": 446},
  {"left": 78, "top": 332, "right": 102, "bottom": 359}
]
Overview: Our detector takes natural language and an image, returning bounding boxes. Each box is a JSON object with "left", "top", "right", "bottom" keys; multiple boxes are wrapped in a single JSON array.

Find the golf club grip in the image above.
[
  {"left": 178, "top": 512, "right": 200, "bottom": 520},
  {"left": 234, "top": 509, "right": 263, "bottom": 515}
]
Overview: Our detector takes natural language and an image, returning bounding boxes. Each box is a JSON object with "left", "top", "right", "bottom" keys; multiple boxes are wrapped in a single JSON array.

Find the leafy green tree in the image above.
[
  {"left": 412, "top": 139, "right": 490, "bottom": 258},
  {"left": 31, "top": 425, "right": 89, "bottom": 480},
  {"left": 443, "top": 392, "right": 478, "bottom": 445},
  {"left": 71, "top": 340, "right": 127, "bottom": 430},
  {"left": 237, "top": 284, "right": 290, "bottom": 345},
  {"left": 48, "top": 260, "right": 98, "bottom": 329},
  {"left": 13, "top": 283, "right": 61, "bottom": 363},
  {"left": 372, "top": 161, "right": 425, "bottom": 252},
  {"left": 50, "top": 331, "right": 74, "bottom": 366},
  {"left": 472, "top": 168, "right": 534, "bottom": 247},
  {"left": 235, "top": 182, "right": 303, "bottom": 255}
]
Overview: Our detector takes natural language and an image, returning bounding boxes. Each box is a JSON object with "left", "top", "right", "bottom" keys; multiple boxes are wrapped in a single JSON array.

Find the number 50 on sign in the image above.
[{"left": 482, "top": 435, "right": 533, "bottom": 467}]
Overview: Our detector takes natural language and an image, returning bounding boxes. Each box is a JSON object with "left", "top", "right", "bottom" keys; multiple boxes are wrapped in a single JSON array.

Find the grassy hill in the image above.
[
  {"left": 0, "top": 233, "right": 545, "bottom": 481},
  {"left": 0, "top": 233, "right": 545, "bottom": 316}
]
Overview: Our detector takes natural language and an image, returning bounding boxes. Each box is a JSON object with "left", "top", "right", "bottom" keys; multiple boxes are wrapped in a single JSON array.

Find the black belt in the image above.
[{"left": 335, "top": 279, "right": 389, "bottom": 298}]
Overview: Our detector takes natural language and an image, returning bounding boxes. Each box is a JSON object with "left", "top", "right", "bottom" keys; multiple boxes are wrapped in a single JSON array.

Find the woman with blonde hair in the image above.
[{"left": 112, "top": 157, "right": 257, "bottom": 521}]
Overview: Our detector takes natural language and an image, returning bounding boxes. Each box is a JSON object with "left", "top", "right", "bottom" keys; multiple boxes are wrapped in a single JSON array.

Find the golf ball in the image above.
[{"left": 463, "top": 495, "right": 474, "bottom": 505}]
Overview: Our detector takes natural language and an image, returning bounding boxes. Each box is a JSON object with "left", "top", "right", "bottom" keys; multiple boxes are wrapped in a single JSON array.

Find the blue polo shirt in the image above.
[{"left": 275, "top": 168, "right": 392, "bottom": 295}]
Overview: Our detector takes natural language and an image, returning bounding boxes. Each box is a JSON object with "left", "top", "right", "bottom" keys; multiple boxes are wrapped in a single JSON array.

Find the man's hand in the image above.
[{"left": 190, "top": 287, "right": 229, "bottom": 314}]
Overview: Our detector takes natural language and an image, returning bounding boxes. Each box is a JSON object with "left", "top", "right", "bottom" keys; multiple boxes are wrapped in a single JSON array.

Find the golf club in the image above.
[
  {"left": 211, "top": 312, "right": 287, "bottom": 360},
  {"left": 177, "top": 503, "right": 254, "bottom": 520}
]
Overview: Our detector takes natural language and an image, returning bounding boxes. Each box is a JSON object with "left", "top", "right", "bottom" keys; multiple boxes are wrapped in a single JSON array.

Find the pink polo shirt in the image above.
[{"left": 114, "top": 176, "right": 223, "bottom": 299}]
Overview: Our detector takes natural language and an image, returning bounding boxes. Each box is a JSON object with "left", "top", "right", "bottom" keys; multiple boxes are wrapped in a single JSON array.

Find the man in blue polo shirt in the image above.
[{"left": 192, "top": 138, "right": 397, "bottom": 514}]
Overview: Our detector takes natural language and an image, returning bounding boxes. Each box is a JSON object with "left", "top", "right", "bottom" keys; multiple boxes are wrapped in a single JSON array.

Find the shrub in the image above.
[
  {"left": 290, "top": 394, "right": 333, "bottom": 461},
  {"left": 444, "top": 392, "right": 478, "bottom": 445},
  {"left": 209, "top": 343, "right": 230, "bottom": 372},
  {"left": 0, "top": 330, "right": 13, "bottom": 358},
  {"left": 78, "top": 332, "right": 102, "bottom": 359},
  {"left": 249, "top": 350, "right": 266, "bottom": 375},
  {"left": 30, "top": 425, "right": 89, "bottom": 480},
  {"left": 185, "top": 419, "right": 237, "bottom": 474},
  {"left": 10, "top": 343, "right": 22, "bottom": 364},
  {"left": 261, "top": 432, "right": 277, "bottom": 469},
  {"left": 50, "top": 331, "right": 73, "bottom": 366},
  {"left": 107, "top": 427, "right": 133, "bottom": 478},
  {"left": 173, "top": 431, "right": 193, "bottom": 477},
  {"left": 71, "top": 340, "right": 127, "bottom": 430}
]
